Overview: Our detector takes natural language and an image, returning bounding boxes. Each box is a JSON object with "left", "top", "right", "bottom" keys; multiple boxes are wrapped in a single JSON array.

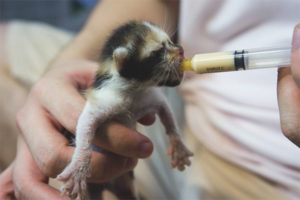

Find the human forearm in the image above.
[{"left": 55, "top": 0, "right": 179, "bottom": 63}]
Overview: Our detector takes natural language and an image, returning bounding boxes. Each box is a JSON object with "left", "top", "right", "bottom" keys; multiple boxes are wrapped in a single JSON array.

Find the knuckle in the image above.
[
  {"left": 94, "top": 157, "right": 136, "bottom": 182},
  {"left": 31, "top": 79, "right": 46, "bottom": 97}
]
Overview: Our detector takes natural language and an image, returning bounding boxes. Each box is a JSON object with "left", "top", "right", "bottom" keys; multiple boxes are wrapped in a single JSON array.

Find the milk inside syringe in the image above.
[{"left": 181, "top": 47, "right": 291, "bottom": 73}]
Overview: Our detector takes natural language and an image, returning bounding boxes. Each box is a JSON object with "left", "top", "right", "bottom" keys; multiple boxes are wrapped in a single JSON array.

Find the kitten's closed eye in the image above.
[{"left": 151, "top": 46, "right": 167, "bottom": 56}]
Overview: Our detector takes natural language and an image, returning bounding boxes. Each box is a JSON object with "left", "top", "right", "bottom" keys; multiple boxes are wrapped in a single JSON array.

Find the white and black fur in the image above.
[{"left": 57, "top": 21, "right": 193, "bottom": 200}]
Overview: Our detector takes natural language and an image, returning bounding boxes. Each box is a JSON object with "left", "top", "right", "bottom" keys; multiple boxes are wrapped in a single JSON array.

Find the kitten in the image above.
[{"left": 57, "top": 21, "right": 193, "bottom": 200}]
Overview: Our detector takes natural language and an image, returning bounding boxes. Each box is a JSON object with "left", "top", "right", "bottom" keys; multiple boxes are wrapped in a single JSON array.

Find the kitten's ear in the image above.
[{"left": 113, "top": 47, "right": 129, "bottom": 71}]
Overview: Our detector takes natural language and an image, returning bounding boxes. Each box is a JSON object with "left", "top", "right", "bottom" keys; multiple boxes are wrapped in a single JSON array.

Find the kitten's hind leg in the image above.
[{"left": 57, "top": 102, "right": 112, "bottom": 200}]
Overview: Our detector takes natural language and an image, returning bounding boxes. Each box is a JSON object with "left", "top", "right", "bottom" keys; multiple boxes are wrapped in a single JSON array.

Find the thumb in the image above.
[{"left": 276, "top": 24, "right": 300, "bottom": 146}]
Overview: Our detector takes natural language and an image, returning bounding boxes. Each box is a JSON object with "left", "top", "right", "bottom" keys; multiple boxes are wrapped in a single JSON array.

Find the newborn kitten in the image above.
[{"left": 57, "top": 21, "right": 193, "bottom": 200}]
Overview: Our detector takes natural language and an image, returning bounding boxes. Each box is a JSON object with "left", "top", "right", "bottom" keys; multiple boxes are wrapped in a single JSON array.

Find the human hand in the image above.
[
  {"left": 277, "top": 24, "right": 300, "bottom": 147},
  {"left": 15, "top": 60, "right": 154, "bottom": 196}
]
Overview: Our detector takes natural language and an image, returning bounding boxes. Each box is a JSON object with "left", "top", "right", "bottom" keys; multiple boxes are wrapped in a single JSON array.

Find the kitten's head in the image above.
[{"left": 100, "top": 21, "right": 184, "bottom": 87}]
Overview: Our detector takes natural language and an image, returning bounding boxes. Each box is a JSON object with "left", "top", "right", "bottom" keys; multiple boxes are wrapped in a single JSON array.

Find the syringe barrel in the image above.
[
  {"left": 245, "top": 47, "right": 291, "bottom": 70},
  {"left": 183, "top": 47, "right": 291, "bottom": 74}
]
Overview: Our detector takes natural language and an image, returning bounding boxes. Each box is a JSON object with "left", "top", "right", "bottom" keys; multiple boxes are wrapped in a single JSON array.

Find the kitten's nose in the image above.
[
  {"left": 179, "top": 49, "right": 184, "bottom": 57},
  {"left": 175, "top": 45, "right": 184, "bottom": 57}
]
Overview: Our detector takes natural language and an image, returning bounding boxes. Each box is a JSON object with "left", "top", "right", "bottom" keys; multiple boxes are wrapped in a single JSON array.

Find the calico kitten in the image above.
[{"left": 57, "top": 21, "right": 193, "bottom": 200}]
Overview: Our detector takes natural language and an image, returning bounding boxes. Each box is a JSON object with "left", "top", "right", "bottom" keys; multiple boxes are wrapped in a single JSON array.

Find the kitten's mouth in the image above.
[{"left": 156, "top": 56, "right": 184, "bottom": 87}]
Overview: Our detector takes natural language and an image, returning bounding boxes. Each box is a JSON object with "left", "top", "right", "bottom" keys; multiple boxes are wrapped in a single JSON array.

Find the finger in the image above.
[
  {"left": 93, "top": 122, "right": 154, "bottom": 158},
  {"left": 36, "top": 62, "right": 98, "bottom": 133},
  {"left": 17, "top": 97, "right": 73, "bottom": 177},
  {"left": 33, "top": 77, "right": 86, "bottom": 134},
  {"left": 277, "top": 67, "right": 300, "bottom": 146},
  {"left": 17, "top": 101, "right": 139, "bottom": 180},
  {"left": 56, "top": 144, "right": 139, "bottom": 183},
  {"left": 88, "top": 153, "right": 138, "bottom": 182},
  {"left": 14, "top": 137, "right": 136, "bottom": 198},
  {"left": 13, "top": 137, "right": 67, "bottom": 200},
  {"left": 277, "top": 23, "right": 300, "bottom": 147},
  {"left": 138, "top": 113, "right": 156, "bottom": 125},
  {"left": 291, "top": 24, "right": 300, "bottom": 88},
  {"left": 0, "top": 162, "right": 15, "bottom": 200}
]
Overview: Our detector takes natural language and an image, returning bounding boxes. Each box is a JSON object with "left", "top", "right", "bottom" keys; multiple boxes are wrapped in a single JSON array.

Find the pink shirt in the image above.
[{"left": 179, "top": 0, "right": 300, "bottom": 198}]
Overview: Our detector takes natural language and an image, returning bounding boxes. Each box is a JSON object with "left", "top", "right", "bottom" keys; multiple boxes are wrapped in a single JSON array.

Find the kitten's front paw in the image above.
[
  {"left": 167, "top": 134, "right": 193, "bottom": 171},
  {"left": 57, "top": 162, "right": 90, "bottom": 200}
]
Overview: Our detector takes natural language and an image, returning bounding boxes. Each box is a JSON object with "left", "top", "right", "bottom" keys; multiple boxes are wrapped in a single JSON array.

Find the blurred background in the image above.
[{"left": 0, "top": 0, "right": 97, "bottom": 32}]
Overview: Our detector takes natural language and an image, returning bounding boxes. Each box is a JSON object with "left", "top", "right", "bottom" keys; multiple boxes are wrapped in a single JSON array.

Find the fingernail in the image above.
[
  {"left": 292, "top": 26, "right": 300, "bottom": 49},
  {"left": 138, "top": 141, "right": 153, "bottom": 158}
]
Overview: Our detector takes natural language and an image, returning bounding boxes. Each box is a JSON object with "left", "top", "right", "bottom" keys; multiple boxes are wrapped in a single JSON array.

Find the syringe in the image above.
[{"left": 181, "top": 47, "right": 291, "bottom": 74}]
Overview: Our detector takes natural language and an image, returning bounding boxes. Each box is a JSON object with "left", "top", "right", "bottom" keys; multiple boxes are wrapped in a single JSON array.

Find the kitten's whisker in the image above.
[
  {"left": 173, "top": 67, "right": 180, "bottom": 81},
  {"left": 169, "top": 28, "right": 178, "bottom": 40},
  {"left": 162, "top": 14, "right": 168, "bottom": 33},
  {"left": 158, "top": 67, "right": 169, "bottom": 84},
  {"left": 171, "top": 60, "right": 179, "bottom": 76},
  {"left": 164, "top": 69, "right": 171, "bottom": 85}
]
